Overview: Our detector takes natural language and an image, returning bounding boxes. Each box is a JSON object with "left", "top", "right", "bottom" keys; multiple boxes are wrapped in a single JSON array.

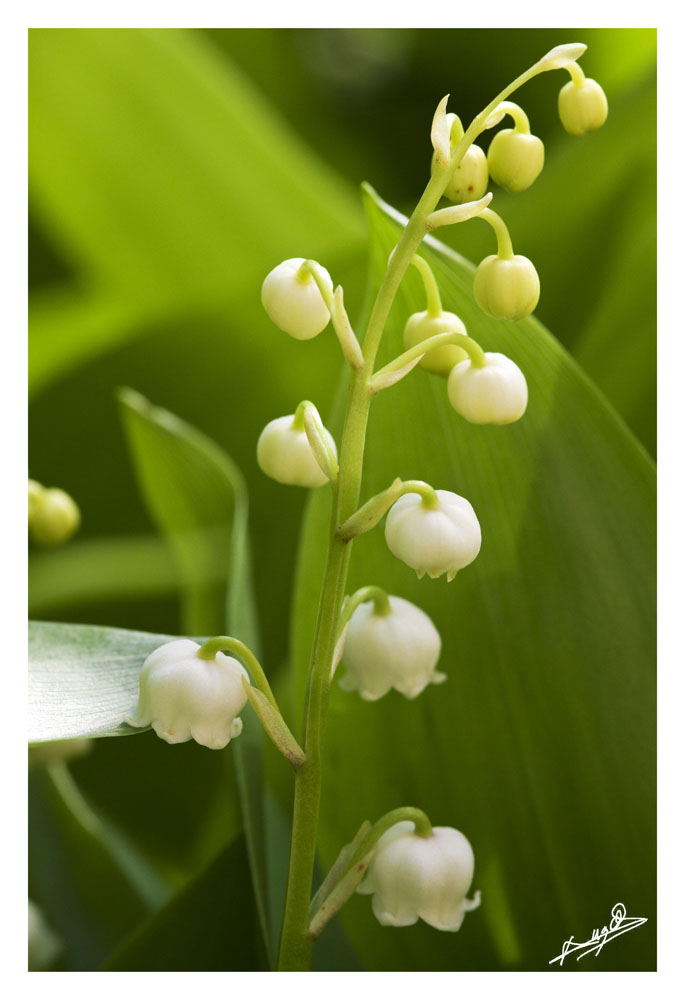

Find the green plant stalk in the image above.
[
  {"left": 276, "top": 54, "right": 562, "bottom": 971},
  {"left": 277, "top": 182, "right": 449, "bottom": 971}
]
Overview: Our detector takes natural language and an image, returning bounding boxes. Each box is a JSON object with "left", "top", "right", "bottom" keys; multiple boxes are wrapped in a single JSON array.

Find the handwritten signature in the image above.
[{"left": 549, "top": 903, "right": 648, "bottom": 967}]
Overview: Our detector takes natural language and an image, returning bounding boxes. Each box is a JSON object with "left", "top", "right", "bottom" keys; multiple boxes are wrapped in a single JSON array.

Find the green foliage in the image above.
[
  {"left": 119, "top": 387, "right": 255, "bottom": 638},
  {"left": 29, "top": 28, "right": 363, "bottom": 396},
  {"left": 289, "top": 189, "right": 655, "bottom": 971},
  {"left": 28, "top": 28, "right": 655, "bottom": 972},
  {"left": 29, "top": 763, "right": 165, "bottom": 969},
  {"left": 29, "top": 621, "right": 172, "bottom": 742},
  {"left": 103, "top": 837, "right": 265, "bottom": 970},
  {"left": 118, "top": 389, "right": 287, "bottom": 967}
]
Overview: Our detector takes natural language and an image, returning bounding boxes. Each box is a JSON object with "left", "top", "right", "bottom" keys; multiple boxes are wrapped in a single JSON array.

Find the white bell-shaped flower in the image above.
[
  {"left": 385, "top": 490, "right": 481, "bottom": 581},
  {"left": 358, "top": 821, "right": 481, "bottom": 931},
  {"left": 339, "top": 596, "right": 444, "bottom": 701},
  {"left": 261, "top": 258, "right": 333, "bottom": 339},
  {"left": 257, "top": 414, "right": 337, "bottom": 487},
  {"left": 29, "top": 899, "right": 62, "bottom": 970},
  {"left": 448, "top": 352, "right": 528, "bottom": 425},
  {"left": 126, "top": 639, "right": 249, "bottom": 750}
]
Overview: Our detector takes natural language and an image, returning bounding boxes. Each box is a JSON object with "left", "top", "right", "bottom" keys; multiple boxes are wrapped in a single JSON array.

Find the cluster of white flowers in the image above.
[{"left": 128, "top": 47, "right": 608, "bottom": 946}]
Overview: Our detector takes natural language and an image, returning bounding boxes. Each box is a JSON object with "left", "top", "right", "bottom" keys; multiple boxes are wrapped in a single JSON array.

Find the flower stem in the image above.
[
  {"left": 411, "top": 254, "right": 443, "bottom": 317},
  {"left": 479, "top": 208, "right": 515, "bottom": 260},
  {"left": 276, "top": 49, "right": 557, "bottom": 972}
]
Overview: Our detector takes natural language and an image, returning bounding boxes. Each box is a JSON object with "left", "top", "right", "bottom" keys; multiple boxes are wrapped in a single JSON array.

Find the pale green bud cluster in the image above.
[
  {"left": 473, "top": 253, "right": 540, "bottom": 321},
  {"left": 558, "top": 78, "right": 608, "bottom": 136},
  {"left": 28, "top": 479, "right": 80, "bottom": 546}
]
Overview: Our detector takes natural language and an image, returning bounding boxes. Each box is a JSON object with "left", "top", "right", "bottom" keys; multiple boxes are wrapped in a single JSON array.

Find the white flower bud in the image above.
[
  {"left": 126, "top": 639, "right": 248, "bottom": 750},
  {"left": 339, "top": 596, "right": 445, "bottom": 701},
  {"left": 257, "top": 414, "right": 337, "bottom": 487},
  {"left": 358, "top": 821, "right": 481, "bottom": 931},
  {"left": 385, "top": 490, "right": 481, "bottom": 581},
  {"left": 29, "top": 899, "right": 62, "bottom": 970},
  {"left": 261, "top": 258, "right": 333, "bottom": 339},
  {"left": 447, "top": 352, "right": 528, "bottom": 425}
]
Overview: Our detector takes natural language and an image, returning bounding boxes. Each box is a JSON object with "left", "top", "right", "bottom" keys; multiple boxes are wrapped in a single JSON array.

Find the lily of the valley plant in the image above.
[{"left": 96, "top": 43, "right": 606, "bottom": 971}]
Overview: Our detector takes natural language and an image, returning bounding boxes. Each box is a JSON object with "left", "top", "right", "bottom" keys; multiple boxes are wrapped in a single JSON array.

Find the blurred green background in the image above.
[{"left": 28, "top": 28, "right": 656, "bottom": 971}]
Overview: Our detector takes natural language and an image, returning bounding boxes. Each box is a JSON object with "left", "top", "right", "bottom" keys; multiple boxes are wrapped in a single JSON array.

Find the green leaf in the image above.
[
  {"left": 29, "top": 28, "right": 363, "bottom": 394},
  {"left": 118, "top": 387, "right": 281, "bottom": 966},
  {"left": 103, "top": 836, "right": 265, "bottom": 970},
  {"left": 290, "top": 188, "right": 655, "bottom": 971},
  {"left": 29, "top": 620, "right": 173, "bottom": 742},
  {"left": 28, "top": 533, "right": 177, "bottom": 616},
  {"left": 118, "top": 386, "right": 254, "bottom": 638},
  {"left": 29, "top": 764, "right": 161, "bottom": 970}
]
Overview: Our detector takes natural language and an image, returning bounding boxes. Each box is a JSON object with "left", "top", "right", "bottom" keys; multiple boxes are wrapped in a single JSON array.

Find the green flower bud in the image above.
[
  {"left": 558, "top": 78, "right": 608, "bottom": 136},
  {"left": 402, "top": 310, "right": 468, "bottom": 377},
  {"left": 29, "top": 487, "right": 81, "bottom": 546},
  {"left": 444, "top": 145, "right": 489, "bottom": 205},
  {"left": 487, "top": 129, "right": 544, "bottom": 193},
  {"left": 28, "top": 479, "right": 43, "bottom": 520},
  {"left": 473, "top": 254, "right": 540, "bottom": 321}
]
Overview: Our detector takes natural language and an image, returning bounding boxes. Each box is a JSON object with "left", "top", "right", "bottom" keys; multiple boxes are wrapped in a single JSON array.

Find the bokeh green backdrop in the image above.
[{"left": 28, "top": 28, "right": 656, "bottom": 971}]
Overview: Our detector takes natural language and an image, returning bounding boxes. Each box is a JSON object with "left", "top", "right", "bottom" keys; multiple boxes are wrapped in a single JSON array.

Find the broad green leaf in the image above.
[
  {"left": 118, "top": 388, "right": 281, "bottom": 967},
  {"left": 29, "top": 764, "right": 159, "bottom": 970},
  {"left": 29, "top": 28, "right": 363, "bottom": 394},
  {"left": 119, "top": 386, "right": 254, "bottom": 638},
  {"left": 29, "top": 533, "right": 177, "bottom": 616},
  {"left": 29, "top": 621, "right": 173, "bottom": 742},
  {"left": 103, "top": 836, "right": 265, "bottom": 970},
  {"left": 290, "top": 188, "right": 655, "bottom": 971}
]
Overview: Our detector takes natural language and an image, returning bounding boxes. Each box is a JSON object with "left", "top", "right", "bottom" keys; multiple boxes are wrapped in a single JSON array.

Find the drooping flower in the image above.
[
  {"left": 447, "top": 352, "right": 528, "bottom": 424},
  {"left": 358, "top": 821, "right": 481, "bottom": 931},
  {"left": 257, "top": 414, "right": 337, "bottom": 487},
  {"left": 558, "top": 78, "right": 608, "bottom": 136},
  {"left": 339, "top": 595, "right": 444, "bottom": 700},
  {"left": 126, "top": 639, "right": 248, "bottom": 750},
  {"left": 385, "top": 490, "right": 481, "bottom": 581},
  {"left": 261, "top": 258, "right": 333, "bottom": 339},
  {"left": 473, "top": 254, "right": 540, "bottom": 321},
  {"left": 487, "top": 128, "right": 544, "bottom": 192}
]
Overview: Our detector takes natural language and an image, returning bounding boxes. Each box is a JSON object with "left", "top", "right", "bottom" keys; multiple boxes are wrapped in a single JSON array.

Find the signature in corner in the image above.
[{"left": 549, "top": 903, "right": 648, "bottom": 967}]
